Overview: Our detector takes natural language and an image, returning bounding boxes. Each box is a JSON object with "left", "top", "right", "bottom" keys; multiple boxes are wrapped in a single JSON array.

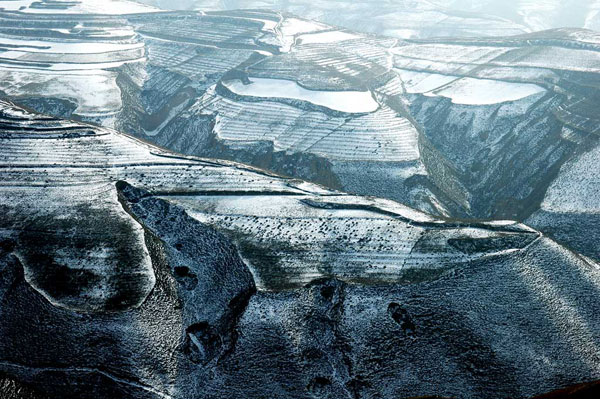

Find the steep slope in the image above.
[
  {"left": 393, "top": 29, "right": 600, "bottom": 219},
  {"left": 526, "top": 138, "right": 600, "bottom": 264},
  {"left": 2, "top": 97, "right": 600, "bottom": 398}
]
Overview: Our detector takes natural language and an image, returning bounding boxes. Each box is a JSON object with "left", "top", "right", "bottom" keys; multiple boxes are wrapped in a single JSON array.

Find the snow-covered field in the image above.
[
  {"left": 0, "top": 1, "right": 147, "bottom": 116},
  {"left": 426, "top": 77, "right": 546, "bottom": 105},
  {"left": 222, "top": 77, "right": 379, "bottom": 113},
  {"left": 0, "top": 4, "right": 597, "bottom": 224},
  {"left": 0, "top": 69, "right": 123, "bottom": 116},
  {"left": 0, "top": 36, "right": 144, "bottom": 54},
  {"left": 396, "top": 68, "right": 546, "bottom": 105}
]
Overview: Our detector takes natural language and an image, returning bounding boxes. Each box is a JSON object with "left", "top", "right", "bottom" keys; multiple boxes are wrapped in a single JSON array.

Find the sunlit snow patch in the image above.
[{"left": 223, "top": 78, "right": 379, "bottom": 113}]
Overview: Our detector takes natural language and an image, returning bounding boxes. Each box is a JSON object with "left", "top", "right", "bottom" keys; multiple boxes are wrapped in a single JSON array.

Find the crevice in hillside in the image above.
[{"left": 115, "top": 180, "right": 257, "bottom": 367}]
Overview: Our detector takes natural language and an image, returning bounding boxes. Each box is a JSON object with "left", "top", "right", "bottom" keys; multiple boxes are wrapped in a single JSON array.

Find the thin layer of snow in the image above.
[
  {"left": 427, "top": 77, "right": 546, "bottom": 105},
  {"left": 222, "top": 78, "right": 379, "bottom": 113},
  {"left": 52, "top": 29, "right": 72, "bottom": 35},
  {"left": 0, "top": 57, "right": 145, "bottom": 71},
  {"left": 296, "top": 30, "right": 362, "bottom": 45},
  {"left": 541, "top": 144, "right": 600, "bottom": 212},
  {"left": 336, "top": 196, "right": 436, "bottom": 223},
  {"left": 259, "top": 19, "right": 278, "bottom": 32},
  {"left": 223, "top": 16, "right": 278, "bottom": 32},
  {"left": 47, "top": 58, "right": 145, "bottom": 71},
  {"left": 395, "top": 68, "right": 544, "bottom": 105},
  {"left": 383, "top": 29, "right": 419, "bottom": 39}
]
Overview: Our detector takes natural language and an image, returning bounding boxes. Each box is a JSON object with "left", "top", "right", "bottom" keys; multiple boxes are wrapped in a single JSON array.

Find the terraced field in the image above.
[
  {"left": 0, "top": 99, "right": 538, "bottom": 292},
  {"left": 135, "top": 0, "right": 600, "bottom": 39},
  {"left": 135, "top": 0, "right": 532, "bottom": 38},
  {"left": 2, "top": 99, "right": 600, "bottom": 399},
  {"left": 1, "top": 2, "right": 599, "bottom": 226},
  {"left": 1, "top": 4, "right": 600, "bottom": 396}
]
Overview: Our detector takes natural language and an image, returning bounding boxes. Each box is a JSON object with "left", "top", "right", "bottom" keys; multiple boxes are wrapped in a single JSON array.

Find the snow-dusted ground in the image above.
[
  {"left": 3, "top": 98, "right": 600, "bottom": 399},
  {"left": 278, "top": 17, "right": 328, "bottom": 37},
  {"left": 0, "top": 5, "right": 597, "bottom": 225},
  {"left": 169, "top": 0, "right": 600, "bottom": 36},
  {"left": 540, "top": 143, "right": 600, "bottom": 213},
  {"left": 132, "top": 0, "right": 531, "bottom": 38},
  {"left": 275, "top": 16, "right": 330, "bottom": 52},
  {"left": 197, "top": 85, "right": 418, "bottom": 162},
  {"left": 0, "top": 2, "right": 147, "bottom": 117},
  {"left": 173, "top": 191, "right": 539, "bottom": 289}
]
